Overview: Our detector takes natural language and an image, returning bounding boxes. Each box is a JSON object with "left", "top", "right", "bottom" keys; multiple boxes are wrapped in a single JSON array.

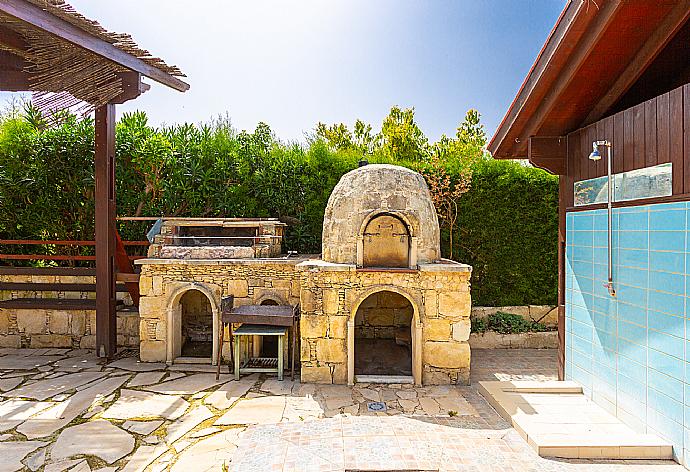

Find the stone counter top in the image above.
[
  {"left": 295, "top": 259, "right": 472, "bottom": 273},
  {"left": 135, "top": 255, "right": 318, "bottom": 266}
]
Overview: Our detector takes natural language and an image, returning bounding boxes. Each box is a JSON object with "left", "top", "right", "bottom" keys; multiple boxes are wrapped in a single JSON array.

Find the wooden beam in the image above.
[
  {"left": 0, "top": 70, "right": 29, "bottom": 91},
  {"left": 557, "top": 175, "right": 566, "bottom": 381},
  {"left": 583, "top": 0, "right": 690, "bottom": 125},
  {"left": 0, "top": 0, "right": 189, "bottom": 92},
  {"left": 111, "top": 72, "right": 150, "bottom": 104},
  {"left": 0, "top": 49, "right": 25, "bottom": 69},
  {"left": 528, "top": 136, "right": 567, "bottom": 175},
  {"left": 0, "top": 49, "right": 29, "bottom": 90},
  {"left": 95, "top": 103, "right": 117, "bottom": 358},
  {"left": 0, "top": 23, "right": 27, "bottom": 52},
  {"left": 116, "top": 272, "right": 140, "bottom": 283}
]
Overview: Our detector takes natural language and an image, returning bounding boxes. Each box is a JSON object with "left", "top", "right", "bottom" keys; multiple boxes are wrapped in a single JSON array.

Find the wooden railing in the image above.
[
  {"left": 0, "top": 216, "right": 153, "bottom": 265},
  {"left": 0, "top": 239, "right": 148, "bottom": 261}
]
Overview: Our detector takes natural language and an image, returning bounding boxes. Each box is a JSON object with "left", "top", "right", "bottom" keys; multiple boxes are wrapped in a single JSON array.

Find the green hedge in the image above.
[
  {"left": 455, "top": 159, "right": 558, "bottom": 306},
  {"left": 0, "top": 109, "right": 558, "bottom": 306}
]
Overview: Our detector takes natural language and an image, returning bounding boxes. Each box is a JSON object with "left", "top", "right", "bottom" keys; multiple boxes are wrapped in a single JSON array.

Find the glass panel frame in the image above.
[{"left": 574, "top": 163, "right": 672, "bottom": 206}]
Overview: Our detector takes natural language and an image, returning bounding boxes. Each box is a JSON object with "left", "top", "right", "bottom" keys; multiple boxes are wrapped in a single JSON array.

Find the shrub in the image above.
[
  {"left": 471, "top": 312, "right": 553, "bottom": 334},
  {"left": 455, "top": 159, "right": 558, "bottom": 306}
]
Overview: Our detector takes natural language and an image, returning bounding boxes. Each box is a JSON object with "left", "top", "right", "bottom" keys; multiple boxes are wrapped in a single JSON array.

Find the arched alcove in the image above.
[
  {"left": 166, "top": 283, "right": 220, "bottom": 364},
  {"left": 353, "top": 290, "right": 414, "bottom": 377},
  {"left": 179, "top": 289, "right": 213, "bottom": 358}
]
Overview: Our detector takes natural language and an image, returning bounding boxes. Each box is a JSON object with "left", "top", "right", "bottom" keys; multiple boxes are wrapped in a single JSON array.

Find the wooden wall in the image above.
[{"left": 564, "top": 83, "right": 689, "bottom": 209}]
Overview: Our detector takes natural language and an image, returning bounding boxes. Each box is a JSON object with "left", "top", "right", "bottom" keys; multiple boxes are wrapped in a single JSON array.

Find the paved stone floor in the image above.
[{"left": 0, "top": 347, "right": 682, "bottom": 471}]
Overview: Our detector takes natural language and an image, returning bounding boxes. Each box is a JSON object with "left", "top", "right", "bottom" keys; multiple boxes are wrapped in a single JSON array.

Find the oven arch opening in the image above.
[{"left": 361, "top": 213, "right": 411, "bottom": 268}]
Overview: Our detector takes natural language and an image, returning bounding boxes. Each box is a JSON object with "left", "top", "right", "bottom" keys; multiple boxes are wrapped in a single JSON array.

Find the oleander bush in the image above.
[{"left": 0, "top": 104, "right": 558, "bottom": 305}]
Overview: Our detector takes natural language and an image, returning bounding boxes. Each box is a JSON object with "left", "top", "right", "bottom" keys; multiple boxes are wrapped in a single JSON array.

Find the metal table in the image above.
[
  {"left": 232, "top": 324, "right": 287, "bottom": 380},
  {"left": 216, "top": 298, "right": 299, "bottom": 380}
]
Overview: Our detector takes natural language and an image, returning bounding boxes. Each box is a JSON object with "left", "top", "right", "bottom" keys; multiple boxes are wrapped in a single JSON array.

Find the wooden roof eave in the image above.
[
  {"left": 0, "top": 0, "right": 189, "bottom": 92},
  {"left": 489, "top": 0, "right": 690, "bottom": 165}
]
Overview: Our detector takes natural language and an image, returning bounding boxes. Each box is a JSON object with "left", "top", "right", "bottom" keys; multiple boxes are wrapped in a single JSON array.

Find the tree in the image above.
[
  {"left": 316, "top": 106, "right": 431, "bottom": 161},
  {"left": 353, "top": 119, "right": 380, "bottom": 155},
  {"left": 315, "top": 122, "right": 354, "bottom": 151},
  {"left": 380, "top": 106, "right": 429, "bottom": 161},
  {"left": 422, "top": 154, "right": 470, "bottom": 259},
  {"left": 421, "top": 109, "right": 487, "bottom": 259},
  {"left": 456, "top": 108, "right": 486, "bottom": 149},
  {"left": 316, "top": 119, "right": 381, "bottom": 155}
]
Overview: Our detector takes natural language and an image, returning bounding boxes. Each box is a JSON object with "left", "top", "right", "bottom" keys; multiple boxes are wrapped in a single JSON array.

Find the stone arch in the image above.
[
  {"left": 255, "top": 291, "right": 287, "bottom": 306},
  {"left": 357, "top": 209, "right": 419, "bottom": 240},
  {"left": 165, "top": 282, "right": 221, "bottom": 365},
  {"left": 347, "top": 285, "right": 423, "bottom": 386}
]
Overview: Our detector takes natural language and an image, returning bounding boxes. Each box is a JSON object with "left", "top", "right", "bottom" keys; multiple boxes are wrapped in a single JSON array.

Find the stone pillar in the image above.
[{"left": 347, "top": 318, "right": 355, "bottom": 385}]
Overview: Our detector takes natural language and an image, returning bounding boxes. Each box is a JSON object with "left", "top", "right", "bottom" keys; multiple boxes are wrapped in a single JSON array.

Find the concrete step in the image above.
[{"left": 479, "top": 380, "right": 674, "bottom": 460}]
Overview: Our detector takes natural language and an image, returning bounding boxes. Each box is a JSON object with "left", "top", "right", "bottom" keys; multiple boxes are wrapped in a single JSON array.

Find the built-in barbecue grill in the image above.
[{"left": 147, "top": 218, "right": 286, "bottom": 259}]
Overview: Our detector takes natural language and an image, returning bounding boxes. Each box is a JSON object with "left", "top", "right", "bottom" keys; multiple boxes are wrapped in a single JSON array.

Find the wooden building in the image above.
[{"left": 490, "top": 0, "right": 690, "bottom": 463}]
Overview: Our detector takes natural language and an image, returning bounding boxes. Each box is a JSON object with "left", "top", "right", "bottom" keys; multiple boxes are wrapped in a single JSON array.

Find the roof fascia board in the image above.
[{"left": 513, "top": 0, "right": 620, "bottom": 154}]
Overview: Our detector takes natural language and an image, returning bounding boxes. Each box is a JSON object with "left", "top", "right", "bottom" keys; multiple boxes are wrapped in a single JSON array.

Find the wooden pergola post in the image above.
[
  {"left": 95, "top": 103, "right": 117, "bottom": 358},
  {"left": 0, "top": 0, "right": 188, "bottom": 359}
]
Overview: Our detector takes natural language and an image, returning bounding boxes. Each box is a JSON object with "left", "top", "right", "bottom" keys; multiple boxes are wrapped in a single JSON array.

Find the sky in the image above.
[{"left": 3, "top": 0, "right": 565, "bottom": 143}]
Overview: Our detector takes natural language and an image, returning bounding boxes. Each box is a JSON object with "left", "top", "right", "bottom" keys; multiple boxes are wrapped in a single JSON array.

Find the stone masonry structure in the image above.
[
  {"left": 136, "top": 164, "right": 472, "bottom": 385},
  {"left": 0, "top": 273, "right": 138, "bottom": 349},
  {"left": 298, "top": 165, "right": 472, "bottom": 385},
  {"left": 137, "top": 259, "right": 302, "bottom": 363}
]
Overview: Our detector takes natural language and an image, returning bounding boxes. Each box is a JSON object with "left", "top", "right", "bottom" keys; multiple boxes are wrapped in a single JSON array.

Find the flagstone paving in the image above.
[
  {"left": 0, "top": 347, "right": 682, "bottom": 471},
  {"left": 52, "top": 420, "right": 135, "bottom": 464}
]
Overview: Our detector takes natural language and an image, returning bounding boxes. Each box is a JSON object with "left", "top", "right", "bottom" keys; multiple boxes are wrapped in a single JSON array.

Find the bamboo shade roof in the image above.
[{"left": 0, "top": 0, "right": 187, "bottom": 113}]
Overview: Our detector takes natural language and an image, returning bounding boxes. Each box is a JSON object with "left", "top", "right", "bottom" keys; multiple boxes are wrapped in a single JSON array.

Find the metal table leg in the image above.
[
  {"left": 291, "top": 323, "right": 295, "bottom": 381},
  {"left": 234, "top": 331, "right": 241, "bottom": 381},
  {"left": 216, "top": 322, "right": 225, "bottom": 380},
  {"left": 278, "top": 332, "right": 284, "bottom": 381}
]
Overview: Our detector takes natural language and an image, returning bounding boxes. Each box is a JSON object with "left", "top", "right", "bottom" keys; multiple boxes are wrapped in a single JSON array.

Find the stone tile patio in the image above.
[{"left": 0, "top": 347, "right": 682, "bottom": 471}]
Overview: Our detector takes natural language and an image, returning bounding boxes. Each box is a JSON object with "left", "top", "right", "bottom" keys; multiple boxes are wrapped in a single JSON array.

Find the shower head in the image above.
[{"left": 588, "top": 142, "right": 601, "bottom": 161}]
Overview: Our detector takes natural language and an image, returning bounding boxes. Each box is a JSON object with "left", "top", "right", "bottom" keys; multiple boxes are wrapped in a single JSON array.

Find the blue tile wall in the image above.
[{"left": 565, "top": 202, "right": 689, "bottom": 462}]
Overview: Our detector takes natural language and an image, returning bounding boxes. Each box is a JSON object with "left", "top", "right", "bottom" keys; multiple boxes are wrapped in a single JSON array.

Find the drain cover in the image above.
[{"left": 366, "top": 401, "right": 387, "bottom": 412}]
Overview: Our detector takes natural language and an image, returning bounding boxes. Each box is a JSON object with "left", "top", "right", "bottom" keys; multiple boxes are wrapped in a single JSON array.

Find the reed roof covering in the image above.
[{"left": 0, "top": 0, "right": 187, "bottom": 113}]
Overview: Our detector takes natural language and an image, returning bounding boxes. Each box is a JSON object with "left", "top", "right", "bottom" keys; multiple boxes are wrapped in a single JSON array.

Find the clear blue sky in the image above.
[{"left": 4, "top": 0, "right": 564, "bottom": 142}]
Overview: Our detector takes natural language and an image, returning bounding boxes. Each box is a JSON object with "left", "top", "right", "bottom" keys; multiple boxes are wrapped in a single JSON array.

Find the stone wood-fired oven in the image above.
[{"left": 137, "top": 164, "right": 472, "bottom": 385}]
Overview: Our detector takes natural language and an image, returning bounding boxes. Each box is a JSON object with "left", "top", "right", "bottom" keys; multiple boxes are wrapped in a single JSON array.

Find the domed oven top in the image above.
[{"left": 322, "top": 164, "right": 440, "bottom": 267}]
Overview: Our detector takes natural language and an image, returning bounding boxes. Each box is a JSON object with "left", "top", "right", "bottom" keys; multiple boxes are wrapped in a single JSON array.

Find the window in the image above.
[{"left": 574, "top": 163, "right": 672, "bottom": 206}]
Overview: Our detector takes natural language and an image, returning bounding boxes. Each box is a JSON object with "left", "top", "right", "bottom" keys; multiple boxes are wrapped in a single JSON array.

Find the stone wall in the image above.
[
  {"left": 297, "top": 260, "right": 472, "bottom": 386},
  {"left": 471, "top": 305, "right": 558, "bottom": 327},
  {"left": 137, "top": 257, "right": 472, "bottom": 386},
  {"left": 468, "top": 331, "right": 558, "bottom": 349},
  {"left": 0, "top": 274, "right": 138, "bottom": 349},
  {"left": 136, "top": 259, "right": 303, "bottom": 363}
]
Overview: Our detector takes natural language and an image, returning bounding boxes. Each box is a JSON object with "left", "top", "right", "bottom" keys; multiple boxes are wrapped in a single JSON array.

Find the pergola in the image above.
[{"left": 0, "top": 0, "right": 189, "bottom": 357}]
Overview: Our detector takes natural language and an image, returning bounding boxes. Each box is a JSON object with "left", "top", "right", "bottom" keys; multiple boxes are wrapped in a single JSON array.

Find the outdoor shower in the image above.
[{"left": 588, "top": 140, "right": 616, "bottom": 297}]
